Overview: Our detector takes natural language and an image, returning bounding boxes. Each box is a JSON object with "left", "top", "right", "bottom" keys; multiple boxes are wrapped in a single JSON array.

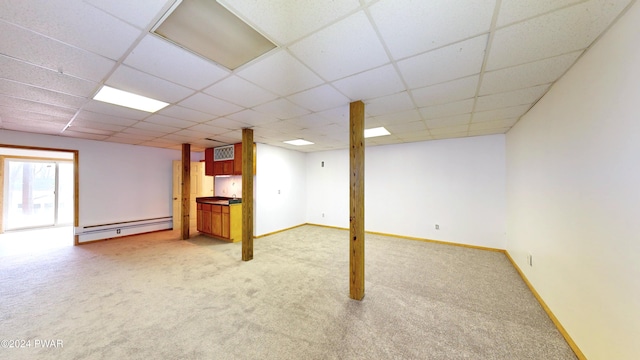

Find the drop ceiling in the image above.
[{"left": 0, "top": 0, "right": 635, "bottom": 152}]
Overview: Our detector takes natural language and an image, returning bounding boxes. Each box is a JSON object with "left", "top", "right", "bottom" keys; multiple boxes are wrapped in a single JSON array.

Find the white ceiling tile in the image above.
[
  {"left": 187, "top": 123, "right": 229, "bottom": 134},
  {"left": 204, "top": 118, "right": 251, "bottom": 131},
  {"left": 384, "top": 121, "right": 427, "bottom": 134},
  {"left": 472, "top": 104, "right": 530, "bottom": 122},
  {"left": 0, "top": 79, "right": 86, "bottom": 109},
  {"left": 481, "top": 51, "right": 581, "bottom": 94},
  {"left": 0, "top": 106, "right": 70, "bottom": 124},
  {"left": 365, "top": 92, "right": 414, "bottom": 116},
  {"left": 173, "top": 129, "right": 210, "bottom": 139},
  {"left": 218, "top": 0, "right": 360, "bottom": 44},
  {"left": 203, "top": 75, "right": 277, "bottom": 108},
  {"left": 157, "top": 105, "right": 214, "bottom": 123},
  {"left": 2, "top": 121, "right": 64, "bottom": 134},
  {"left": 316, "top": 105, "right": 350, "bottom": 124},
  {"left": 370, "top": 0, "right": 496, "bottom": 59},
  {"left": 122, "top": 127, "right": 167, "bottom": 138},
  {"left": 72, "top": 119, "right": 127, "bottom": 132},
  {"left": 110, "top": 132, "right": 155, "bottom": 141},
  {"left": 107, "top": 65, "right": 194, "bottom": 103},
  {"left": 372, "top": 109, "right": 422, "bottom": 125},
  {"left": 84, "top": 0, "right": 171, "bottom": 29},
  {"left": 124, "top": 35, "right": 230, "bottom": 90},
  {"left": 411, "top": 76, "right": 479, "bottom": 108},
  {"left": 178, "top": 93, "right": 242, "bottom": 117},
  {"left": 432, "top": 132, "right": 470, "bottom": 140},
  {"left": 74, "top": 110, "right": 138, "bottom": 127},
  {"left": 237, "top": 50, "right": 323, "bottom": 96},
  {"left": 426, "top": 114, "right": 472, "bottom": 129},
  {"left": 132, "top": 121, "right": 180, "bottom": 133},
  {"left": 487, "top": 0, "right": 629, "bottom": 69},
  {"left": 61, "top": 131, "right": 109, "bottom": 141},
  {"left": 420, "top": 99, "right": 475, "bottom": 120},
  {"left": 429, "top": 125, "right": 469, "bottom": 135},
  {"left": 0, "top": 95, "right": 77, "bottom": 119},
  {"left": 81, "top": 101, "right": 149, "bottom": 121},
  {"left": 468, "top": 128, "right": 510, "bottom": 136},
  {"left": 106, "top": 136, "right": 146, "bottom": 145},
  {"left": 253, "top": 98, "right": 310, "bottom": 120},
  {"left": 497, "top": 0, "right": 584, "bottom": 27},
  {"left": 469, "top": 118, "right": 518, "bottom": 131},
  {"left": 0, "top": 21, "right": 115, "bottom": 82},
  {"left": 289, "top": 11, "right": 390, "bottom": 81},
  {"left": 331, "top": 64, "right": 405, "bottom": 101},
  {"left": 398, "top": 35, "right": 488, "bottom": 89},
  {"left": 395, "top": 131, "right": 433, "bottom": 142},
  {"left": 145, "top": 114, "right": 198, "bottom": 129},
  {"left": 0, "top": 55, "right": 97, "bottom": 97},
  {"left": 65, "top": 125, "right": 115, "bottom": 136},
  {"left": 287, "top": 85, "right": 350, "bottom": 112},
  {"left": 282, "top": 113, "right": 336, "bottom": 129},
  {"left": 0, "top": 0, "right": 141, "bottom": 60},
  {"left": 475, "top": 85, "right": 549, "bottom": 112},
  {"left": 226, "top": 109, "right": 279, "bottom": 127}
]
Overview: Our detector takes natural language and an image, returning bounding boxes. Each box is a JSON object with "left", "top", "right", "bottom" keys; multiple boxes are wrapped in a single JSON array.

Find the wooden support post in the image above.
[
  {"left": 349, "top": 100, "right": 365, "bottom": 300},
  {"left": 242, "top": 128, "right": 254, "bottom": 261},
  {"left": 181, "top": 143, "right": 191, "bottom": 240}
]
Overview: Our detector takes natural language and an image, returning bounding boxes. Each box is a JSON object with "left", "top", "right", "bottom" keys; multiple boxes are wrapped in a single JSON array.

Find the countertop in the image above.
[{"left": 196, "top": 196, "right": 242, "bottom": 205}]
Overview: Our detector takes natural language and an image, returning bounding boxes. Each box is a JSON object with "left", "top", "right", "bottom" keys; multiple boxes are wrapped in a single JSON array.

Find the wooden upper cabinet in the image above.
[
  {"left": 204, "top": 148, "right": 214, "bottom": 176},
  {"left": 206, "top": 143, "right": 256, "bottom": 176},
  {"left": 233, "top": 143, "right": 242, "bottom": 175}
]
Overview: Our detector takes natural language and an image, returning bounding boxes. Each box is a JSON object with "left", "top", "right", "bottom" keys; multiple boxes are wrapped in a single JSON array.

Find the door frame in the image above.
[{"left": 0, "top": 145, "right": 79, "bottom": 245}]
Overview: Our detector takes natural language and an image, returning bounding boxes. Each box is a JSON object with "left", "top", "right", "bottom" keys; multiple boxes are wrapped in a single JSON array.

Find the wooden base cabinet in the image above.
[{"left": 196, "top": 203, "right": 242, "bottom": 242}]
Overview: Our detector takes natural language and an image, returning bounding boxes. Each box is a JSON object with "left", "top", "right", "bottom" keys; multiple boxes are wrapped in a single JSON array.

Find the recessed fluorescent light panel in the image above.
[
  {"left": 284, "top": 139, "right": 314, "bottom": 146},
  {"left": 364, "top": 127, "right": 391, "bottom": 138},
  {"left": 93, "top": 86, "right": 169, "bottom": 113},
  {"left": 153, "top": 0, "right": 277, "bottom": 70}
]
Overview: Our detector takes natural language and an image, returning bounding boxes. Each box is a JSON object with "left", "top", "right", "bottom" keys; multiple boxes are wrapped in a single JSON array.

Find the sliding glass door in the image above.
[{"left": 3, "top": 159, "right": 73, "bottom": 231}]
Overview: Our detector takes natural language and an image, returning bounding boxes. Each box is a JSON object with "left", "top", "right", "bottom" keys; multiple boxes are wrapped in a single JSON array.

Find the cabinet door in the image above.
[
  {"left": 197, "top": 203, "right": 203, "bottom": 231},
  {"left": 211, "top": 205, "right": 222, "bottom": 236},
  {"left": 223, "top": 160, "right": 233, "bottom": 175},
  {"left": 233, "top": 143, "right": 242, "bottom": 175},
  {"left": 213, "top": 161, "right": 223, "bottom": 176},
  {"left": 204, "top": 148, "right": 214, "bottom": 176},
  {"left": 222, "top": 206, "right": 230, "bottom": 238}
]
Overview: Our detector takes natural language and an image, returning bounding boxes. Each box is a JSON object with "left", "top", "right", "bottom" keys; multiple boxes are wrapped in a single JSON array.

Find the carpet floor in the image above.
[{"left": 0, "top": 225, "right": 576, "bottom": 359}]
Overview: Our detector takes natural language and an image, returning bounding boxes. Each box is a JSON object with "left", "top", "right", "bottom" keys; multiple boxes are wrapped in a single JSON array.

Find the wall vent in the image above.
[{"left": 214, "top": 145, "right": 234, "bottom": 161}]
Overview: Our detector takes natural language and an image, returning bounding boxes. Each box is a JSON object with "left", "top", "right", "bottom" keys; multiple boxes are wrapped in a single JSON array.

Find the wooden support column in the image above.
[
  {"left": 181, "top": 143, "right": 191, "bottom": 240},
  {"left": 349, "top": 100, "right": 365, "bottom": 300},
  {"left": 241, "top": 128, "right": 254, "bottom": 261}
]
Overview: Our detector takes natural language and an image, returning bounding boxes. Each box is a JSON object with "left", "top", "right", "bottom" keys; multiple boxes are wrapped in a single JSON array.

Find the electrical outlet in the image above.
[
  {"left": 435, "top": 224, "right": 439, "bottom": 230},
  {"left": 322, "top": 213, "right": 325, "bottom": 217},
  {"left": 277, "top": 189, "right": 281, "bottom": 194},
  {"left": 116, "top": 229, "right": 121, "bottom": 234}
]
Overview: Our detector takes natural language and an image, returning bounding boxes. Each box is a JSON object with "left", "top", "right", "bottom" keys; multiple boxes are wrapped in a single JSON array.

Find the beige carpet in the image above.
[{"left": 0, "top": 225, "right": 576, "bottom": 359}]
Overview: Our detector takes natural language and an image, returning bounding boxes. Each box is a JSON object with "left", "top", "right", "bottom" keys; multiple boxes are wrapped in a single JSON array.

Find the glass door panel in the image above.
[
  {"left": 4, "top": 160, "right": 56, "bottom": 230},
  {"left": 57, "top": 162, "right": 74, "bottom": 225}
]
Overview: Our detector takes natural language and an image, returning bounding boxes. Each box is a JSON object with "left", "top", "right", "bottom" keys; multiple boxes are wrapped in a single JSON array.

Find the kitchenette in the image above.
[{"left": 195, "top": 142, "right": 255, "bottom": 242}]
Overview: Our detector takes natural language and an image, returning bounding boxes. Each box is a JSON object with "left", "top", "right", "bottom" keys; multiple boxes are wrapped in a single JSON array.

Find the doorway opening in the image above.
[{"left": 0, "top": 145, "right": 78, "bottom": 254}]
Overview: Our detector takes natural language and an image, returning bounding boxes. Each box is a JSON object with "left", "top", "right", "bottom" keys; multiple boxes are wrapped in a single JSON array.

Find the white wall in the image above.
[
  {"left": 255, "top": 143, "right": 307, "bottom": 236},
  {"left": 0, "top": 130, "right": 202, "bottom": 239},
  {"left": 505, "top": 2, "right": 640, "bottom": 359},
  {"left": 307, "top": 135, "right": 506, "bottom": 249}
]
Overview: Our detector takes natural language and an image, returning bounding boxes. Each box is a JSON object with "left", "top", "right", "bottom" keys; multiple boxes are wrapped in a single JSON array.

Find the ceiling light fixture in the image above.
[
  {"left": 93, "top": 86, "right": 169, "bottom": 113},
  {"left": 364, "top": 127, "right": 391, "bottom": 138},
  {"left": 153, "top": 0, "right": 277, "bottom": 70},
  {"left": 284, "top": 139, "right": 314, "bottom": 146}
]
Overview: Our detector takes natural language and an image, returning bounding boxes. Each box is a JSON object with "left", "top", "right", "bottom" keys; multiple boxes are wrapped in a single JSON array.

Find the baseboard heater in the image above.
[{"left": 75, "top": 217, "right": 173, "bottom": 243}]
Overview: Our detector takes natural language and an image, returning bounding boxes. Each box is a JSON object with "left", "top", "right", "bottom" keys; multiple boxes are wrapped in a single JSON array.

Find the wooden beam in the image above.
[
  {"left": 242, "top": 129, "right": 254, "bottom": 261},
  {"left": 349, "top": 100, "right": 365, "bottom": 300},
  {"left": 181, "top": 143, "right": 191, "bottom": 240}
]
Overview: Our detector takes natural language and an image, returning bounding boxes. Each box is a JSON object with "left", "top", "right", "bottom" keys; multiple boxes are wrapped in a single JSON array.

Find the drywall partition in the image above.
[
  {"left": 0, "top": 130, "right": 200, "bottom": 242},
  {"left": 255, "top": 143, "right": 307, "bottom": 236},
  {"left": 505, "top": 2, "right": 640, "bottom": 358},
  {"left": 307, "top": 135, "right": 506, "bottom": 249}
]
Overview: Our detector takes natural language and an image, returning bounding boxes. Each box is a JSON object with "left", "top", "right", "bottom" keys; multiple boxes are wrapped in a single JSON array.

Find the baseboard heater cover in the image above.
[{"left": 75, "top": 217, "right": 172, "bottom": 243}]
